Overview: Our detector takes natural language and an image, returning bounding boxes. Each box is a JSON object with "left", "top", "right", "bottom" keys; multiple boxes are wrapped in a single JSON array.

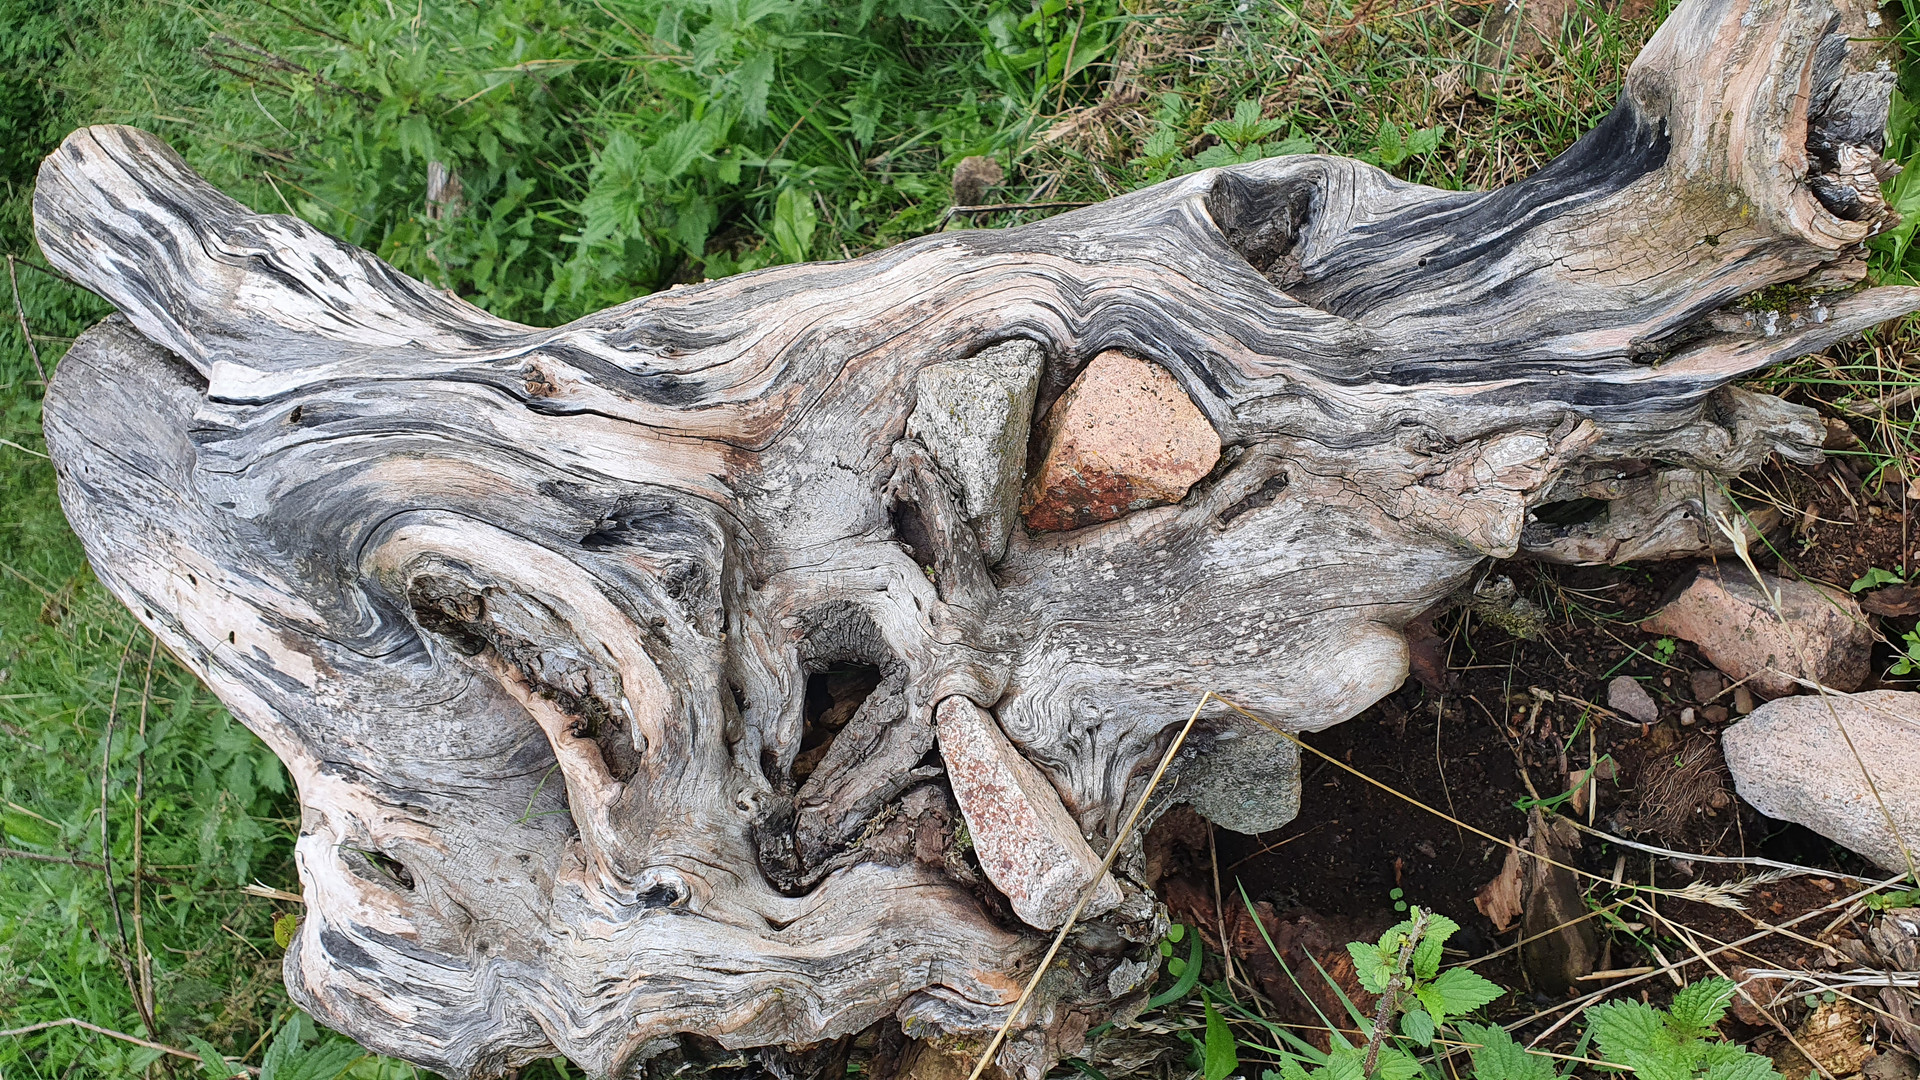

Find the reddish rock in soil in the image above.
[
  {"left": 1691, "top": 668, "right": 1727, "bottom": 704},
  {"left": 1640, "top": 566, "right": 1873, "bottom": 698},
  {"left": 934, "top": 696, "right": 1120, "bottom": 929},
  {"left": 1021, "top": 351, "right": 1220, "bottom": 532},
  {"left": 1728, "top": 966, "right": 1787, "bottom": 1026}
]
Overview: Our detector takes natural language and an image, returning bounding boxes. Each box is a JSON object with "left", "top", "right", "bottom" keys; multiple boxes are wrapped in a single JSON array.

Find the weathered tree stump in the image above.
[{"left": 30, "top": 0, "right": 1914, "bottom": 1073}]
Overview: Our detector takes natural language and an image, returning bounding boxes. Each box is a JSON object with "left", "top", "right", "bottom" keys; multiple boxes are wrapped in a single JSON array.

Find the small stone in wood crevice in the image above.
[{"left": 1021, "top": 350, "right": 1222, "bottom": 533}]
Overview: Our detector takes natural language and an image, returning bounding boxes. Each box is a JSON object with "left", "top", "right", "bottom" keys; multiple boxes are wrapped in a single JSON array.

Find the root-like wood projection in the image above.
[{"left": 31, "top": 0, "right": 1914, "bottom": 1073}]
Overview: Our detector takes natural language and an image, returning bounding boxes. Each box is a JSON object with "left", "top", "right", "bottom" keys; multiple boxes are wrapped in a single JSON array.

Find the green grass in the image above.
[{"left": 0, "top": 0, "right": 1913, "bottom": 1074}]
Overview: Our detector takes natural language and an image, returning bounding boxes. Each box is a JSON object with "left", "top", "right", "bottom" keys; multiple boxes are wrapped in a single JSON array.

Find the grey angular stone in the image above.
[
  {"left": 1180, "top": 716, "right": 1301, "bottom": 835},
  {"left": 906, "top": 339, "right": 1045, "bottom": 563},
  {"left": 1723, "top": 690, "right": 1920, "bottom": 873},
  {"left": 1608, "top": 675, "right": 1660, "bottom": 724}
]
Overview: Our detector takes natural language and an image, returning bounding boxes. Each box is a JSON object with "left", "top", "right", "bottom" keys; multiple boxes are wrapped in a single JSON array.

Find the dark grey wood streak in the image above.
[{"left": 31, "top": 0, "right": 1916, "bottom": 1073}]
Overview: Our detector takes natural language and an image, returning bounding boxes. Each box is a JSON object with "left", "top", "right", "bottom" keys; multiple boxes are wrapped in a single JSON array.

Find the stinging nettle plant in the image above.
[{"left": 1189, "top": 908, "right": 1777, "bottom": 1080}]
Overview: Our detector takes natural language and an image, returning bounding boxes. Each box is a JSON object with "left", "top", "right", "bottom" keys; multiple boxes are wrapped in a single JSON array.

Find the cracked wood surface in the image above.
[{"left": 30, "top": 0, "right": 1920, "bottom": 1073}]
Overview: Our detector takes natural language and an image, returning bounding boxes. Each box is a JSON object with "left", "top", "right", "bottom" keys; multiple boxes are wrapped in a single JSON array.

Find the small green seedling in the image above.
[
  {"left": 1192, "top": 99, "right": 1314, "bottom": 169},
  {"left": 1866, "top": 887, "right": 1920, "bottom": 910},
  {"left": 1851, "top": 566, "right": 1908, "bottom": 592},
  {"left": 1361, "top": 118, "right": 1443, "bottom": 170},
  {"left": 1151, "top": 922, "right": 1202, "bottom": 1008},
  {"left": 1389, "top": 887, "right": 1408, "bottom": 913},
  {"left": 1652, "top": 637, "right": 1678, "bottom": 663}
]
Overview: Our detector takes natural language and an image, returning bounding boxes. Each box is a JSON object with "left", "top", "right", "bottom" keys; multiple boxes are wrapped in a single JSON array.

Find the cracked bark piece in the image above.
[
  {"left": 1020, "top": 351, "right": 1221, "bottom": 533},
  {"left": 935, "top": 696, "right": 1121, "bottom": 929},
  {"left": 906, "top": 339, "right": 1045, "bottom": 563}
]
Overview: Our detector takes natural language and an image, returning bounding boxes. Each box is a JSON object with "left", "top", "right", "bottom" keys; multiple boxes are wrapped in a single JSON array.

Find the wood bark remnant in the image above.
[{"left": 27, "top": 0, "right": 1917, "bottom": 1072}]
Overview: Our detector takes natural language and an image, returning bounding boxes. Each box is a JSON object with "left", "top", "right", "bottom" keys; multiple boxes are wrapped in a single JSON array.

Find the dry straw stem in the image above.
[
  {"left": 0, "top": 1017, "right": 258, "bottom": 1075},
  {"left": 95, "top": 632, "right": 158, "bottom": 1040},
  {"left": 7, "top": 254, "right": 46, "bottom": 384},
  {"left": 242, "top": 882, "right": 304, "bottom": 904},
  {"left": 1644, "top": 896, "right": 1917, "bottom": 1034},
  {"left": 964, "top": 691, "right": 1211, "bottom": 1080},
  {"left": 1567, "top": 820, "right": 1846, "bottom": 878},
  {"left": 131, "top": 638, "right": 159, "bottom": 1030},
  {"left": 1739, "top": 969, "right": 1920, "bottom": 989}
]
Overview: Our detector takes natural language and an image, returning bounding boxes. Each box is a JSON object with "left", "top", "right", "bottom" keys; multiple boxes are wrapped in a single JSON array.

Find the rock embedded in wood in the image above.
[
  {"left": 1020, "top": 351, "right": 1220, "bottom": 533},
  {"left": 1641, "top": 567, "right": 1873, "bottom": 698},
  {"left": 935, "top": 696, "right": 1122, "bottom": 929},
  {"left": 1722, "top": 690, "right": 1920, "bottom": 873},
  {"left": 906, "top": 340, "right": 1046, "bottom": 563}
]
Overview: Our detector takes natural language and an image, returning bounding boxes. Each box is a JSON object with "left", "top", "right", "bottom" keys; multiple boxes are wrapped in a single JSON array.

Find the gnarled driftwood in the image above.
[{"left": 31, "top": 0, "right": 1915, "bottom": 1072}]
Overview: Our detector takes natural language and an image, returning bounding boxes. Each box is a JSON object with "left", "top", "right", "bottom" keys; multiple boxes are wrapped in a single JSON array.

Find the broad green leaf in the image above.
[
  {"left": 1405, "top": 126, "right": 1443, "bottom": 156},
  {"left": 1411, "top": 913, "right": 1459, "bottom": 978},
  {"left": 1346, "top": 941, "right": 1393, "bottom": 994},
  {"left": 648, "top": 120, "right": 710, "bottom": 184},
  {"left": 1667, "top": 977, "right": 1736, "bottom": 1036},
  {"left": 1617, "top": 1048, "right": 1694, "bottom": 1080},
  {"left": 1852, "top": 566, "right": 1904, "bottom": 592},
  {"left": 1399, "top": 1004, "right": 1436, "bottom": 1046},
  {"left": 1203, "top": 999, "right": 1239, "bottom": 1080},
  {"left": 1323, "top": 1046, "right": 1367, "bottom": 1080},
  {"left": 1588, "top": 1000, "right": 1666, "bottom": 1057},
  {"left": 1457, "top": 1022, "right": 1557, "bottom": 1080},
  {"left": 772, "top": 187, "right": 817, "bottom": 264},
  {"left": 188, "top": 1036, "right": 244, "bottom": 1079},
  {"left": 1705, "top": 1051, "right": 1784, "bottom": 1080},
  {"left": 1374, "top": 1046, "right": 1425, "bottom": 1080},
  {"left": 735, "top": 50, "right": 776, "bottom": 124},
  {"left": 1421, "top": 966, "right": 1503, "bottom": 1019},
  {"left": 1276, "top": 1057, "right": 1315, "bottom": 1080},
  {"left": 262, "top": 1014, "right": 312, "bottom": 1080},
  {"left": 272, "top": 1040, "right": 364, "bottom": 1080},
  {"left": 1205, "top": 98, "right": 1284, "bottom": 149}
]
